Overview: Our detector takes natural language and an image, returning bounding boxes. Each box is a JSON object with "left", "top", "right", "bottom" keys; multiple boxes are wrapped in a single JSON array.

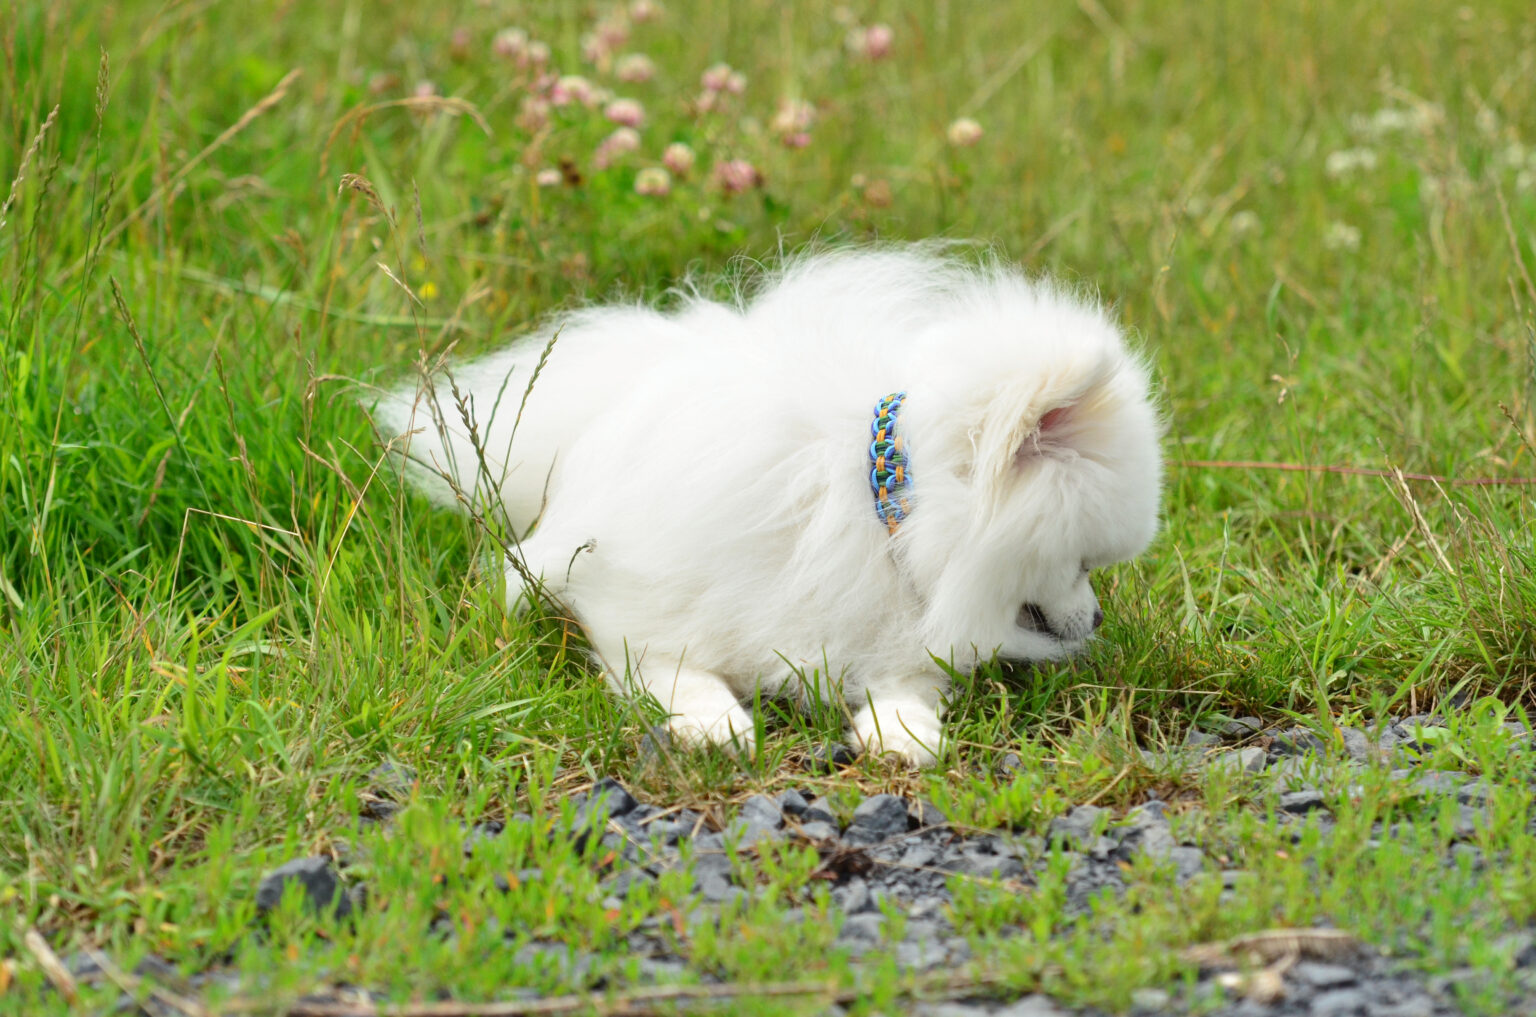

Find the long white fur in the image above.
[{"left": 371, "top": 245, "right": 1163, "bottom": 765}]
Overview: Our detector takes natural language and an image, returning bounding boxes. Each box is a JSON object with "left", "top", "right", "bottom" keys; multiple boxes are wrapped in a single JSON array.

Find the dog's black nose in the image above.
[{"left": 1091, "top": 608, "right": 1104, "bottom": 630}]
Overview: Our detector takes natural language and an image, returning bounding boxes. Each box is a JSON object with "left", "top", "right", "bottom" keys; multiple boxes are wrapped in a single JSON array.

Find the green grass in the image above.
[{"left": 3, "top": 0, "right": 1535, "bottom": 1013}]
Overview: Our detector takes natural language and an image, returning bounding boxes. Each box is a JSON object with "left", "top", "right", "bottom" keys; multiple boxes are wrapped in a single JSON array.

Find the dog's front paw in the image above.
[
  {"left": 667, "top": 703, "right": 757, "bottom": 755},
  {"left": 852, "top": 702, "right": 943, "bottom": 768}
]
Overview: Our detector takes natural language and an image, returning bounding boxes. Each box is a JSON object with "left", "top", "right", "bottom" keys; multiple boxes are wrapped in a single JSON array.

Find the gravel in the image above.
[{"left": 68, "top": 714, "right": 1536, "bottom": 1016}]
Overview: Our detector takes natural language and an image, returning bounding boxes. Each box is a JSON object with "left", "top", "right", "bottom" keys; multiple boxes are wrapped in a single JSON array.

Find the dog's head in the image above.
[{"left": 896, "top": 280, "right": 1162, "bottom": 666}]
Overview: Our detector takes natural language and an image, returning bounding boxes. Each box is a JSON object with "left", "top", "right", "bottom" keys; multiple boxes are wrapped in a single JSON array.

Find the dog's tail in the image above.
[{"left": 366, "top": 336, "right": 559, "bottom": 533}]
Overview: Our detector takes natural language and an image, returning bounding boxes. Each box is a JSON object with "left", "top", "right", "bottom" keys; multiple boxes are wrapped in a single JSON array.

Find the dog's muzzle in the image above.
[{"left": 1017, "top": 602, "right": 1104, "bottom": 642}]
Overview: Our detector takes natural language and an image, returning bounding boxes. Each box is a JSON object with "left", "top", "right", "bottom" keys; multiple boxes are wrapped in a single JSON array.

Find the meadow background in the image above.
[{"left": 2, "top": 0, "right": 1535, "bottom": 1012}]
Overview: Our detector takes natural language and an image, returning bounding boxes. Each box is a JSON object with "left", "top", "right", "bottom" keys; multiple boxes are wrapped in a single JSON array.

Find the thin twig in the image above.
[
  {"left": 260, "top": 971, "right": 1009, "bottom": 1017},
  {"left": 1175, "top": 459, "right": 1536, "bottom": 487},
  {"left": 81, "top": 947, "right": 208, "bottom": 1017},
  {"left": 21, "top": 927, "right": 76, "bottom": 1003}
]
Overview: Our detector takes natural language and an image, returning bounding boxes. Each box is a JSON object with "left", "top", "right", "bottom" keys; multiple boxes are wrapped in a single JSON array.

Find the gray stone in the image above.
[
  {"left": 909, "top": 798, "right": 947, "bottom": 827},
  {"left": 947, "top": 846, "right": 1025, "bottom": 880},
  {"left": 255, "top": 857, "right": 353, "bottom": 918},
  {"left": 1409, "top": 771, "right": 1468, "bottom": 796},
  {"left": 900, "top": 840, "right": 938, "bottom": 868},
  {"left": 844, "top": 794, "right": 909, "bottom": 844},
  {"left": 832, "top": 878, "right": 873, "bottom": 913},
  {"left": 462, "top": 820, "right": 505, "bottom": 856},
  {"left": 1338, "top": 727, "right": 1374, "bottom": 761},
  {"left": 1218, "top": 716, "right": 1264, "bottom": 738},
  {"left": 801, "top": 797, "right": 838, "bottom": 825},
  {"left": 994, "top": 995, "right": 1071, "bottom": 1017},
  {"left": 741, "top": 793, "right": 782, "bottom": 827},
  {"left": 583, "top": 777, "right": 638, "bottom": 819},
  {"left": 728, "top": 794, "right": 785, "bottom": 848},
  {"left": 1130, "top": 987, "right": 1172, "bottom": 1011},
  {"left": 913, "top": 1004, "right": 985, "bottom": 1017},
  {"left": 838, "top": 912, "right": 885, "bottom": 943},
  {"left": 1295, "top": 962, "right": 1358, "bottom": 988},
  {"left": 1206, "top": 747, "right": 1267, "bottom": 775},
  {"left": 691, "top": 852, "right": 733, "bottom": 899},
  {"left": 1113, "top": 801, "right": 1176, "bottom": 862},
  {"left": 1168, "top": 846, "right": 1205, "bottom": 882},
  {"left": 1366, "top": 998, "right": 1434, "bottom": 1017},
  {"left": 795, "top": 820, "right": 840, "bottom": 842},
  {"left": 697, "top": 872, "right": 741, "bottom": 903},
  {"left": 908, "top": 895, "right": 946, "bottom": 919},
  {"left": 1451, "top": 842, "right": 1484, "bottom": 868},
  {"left": 635, "top": 957, "right": 689, "bottom": 983},
  {"left": 1456, "top": 778, "right": 1491, "bottom": 805},
  {"left": 1184, "top": 729, "right": 1222, "bottom": 750},
  {"left": 1505, "top": 931, "right": 1536, "bottom": 967},
  {"left": 812, "top": 742, "right": 859, "bottom": 771},
  {"left": 1281, "top": 789, "right": 1328, "bottom": 814},
  {"left": 1047, "top": 805, "right": 1106, "bottom": 849},
  {"left": 1311, "top": 987, "right": 1368, "bottom": 1016},
  {"left": 608, "top": 869, "right": 654, "bottom": 898},
  {"left": 1274, "top": 727, "right": 1327, "bottom": 756},
  {"left": 777, "top": 788, "right": 810, "bottom": 816}
]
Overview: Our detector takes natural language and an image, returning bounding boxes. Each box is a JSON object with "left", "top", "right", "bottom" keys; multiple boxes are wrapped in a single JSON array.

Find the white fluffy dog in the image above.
[{"left": 373, "top": 246, "right": 1162, "bottom": 766}]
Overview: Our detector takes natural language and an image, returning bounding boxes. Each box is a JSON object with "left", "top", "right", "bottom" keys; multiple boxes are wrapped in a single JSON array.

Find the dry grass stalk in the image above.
[
  {"left": 1182, "top": 927, "right": 1358, "bottom": 970},
  {"left": 0, "top": 104, "right": 59, "bottom": 232},
  {"left": 322, "top": 96, "right": 493, "bottom": 173}
]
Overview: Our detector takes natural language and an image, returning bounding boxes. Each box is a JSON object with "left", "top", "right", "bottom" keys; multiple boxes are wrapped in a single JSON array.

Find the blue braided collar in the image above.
[{"left": 869, "top": 392, "right": 912, "bottom": 533}]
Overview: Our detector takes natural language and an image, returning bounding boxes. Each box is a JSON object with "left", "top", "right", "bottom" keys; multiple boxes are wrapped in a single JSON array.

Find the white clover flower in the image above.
[
  {"left": 594, "top": 126, "right": 642, "bottom": 169},
  {"left": 845, "top": 23, "right": 893, "bottom": 60},
  {"left": 1324, "top": 221, "right": 1361, "bottom": 252},
  {"left": 604, "top": 98, "right": 645, "bottom": 127},
  {"left": 1349, "top": 105, "right": 1440, "bottom": 139},
  {"left": 713, "top": 159, "right": 760, "bottom": 194},
  {"left": 1325, "top": 147, "right": 1378, "bottom": 178},
  {"left": 700, "top": 63, "right": 735, "bottom": 92},
  {"left": 493, "top": 28, "right": 529, "bottom": 61},
  {"left": 1227, "top": 210, "right": 1261, "bottom": 237},
  {"left": 616, "top": 53, "right": 656, "bottom": 83},
  {"left": 662, "top": 142, "right": 696, "bottom": 175},
  {"left": 550, "top": 75, "right": 595, "bottom": 107},
  {"left": 946, "top": 117, "right": 983, "bottom": 147},
  {"left": 634, "top": 166, "right": 672, "bottom": 196}
]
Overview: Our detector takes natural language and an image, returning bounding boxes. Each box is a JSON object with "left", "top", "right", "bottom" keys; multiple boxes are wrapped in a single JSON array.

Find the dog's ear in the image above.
[
  {"left": 1012, "top": 403, "right": 1077, "bottom": 466},
  {"left": 972, "top": 359, "right": 1115, "bottom": 483},
  {"left": 970, "top": 385, "right": 1071, "bottom": 484}
]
